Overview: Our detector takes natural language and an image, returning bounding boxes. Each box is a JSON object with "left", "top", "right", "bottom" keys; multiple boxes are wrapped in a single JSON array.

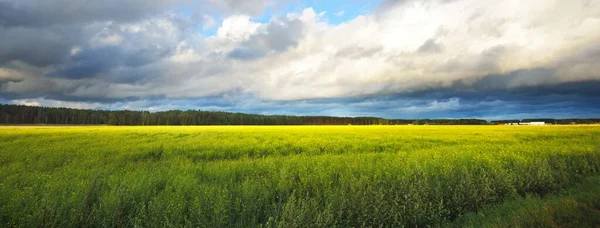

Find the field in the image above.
[{"left": 1, "top": 125, "right": 600, "bottom": 227}]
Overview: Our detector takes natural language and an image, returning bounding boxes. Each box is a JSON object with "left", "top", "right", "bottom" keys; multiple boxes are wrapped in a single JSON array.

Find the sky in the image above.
[{"left": 0, "top": 0, "right": 599, "bottom": 120}]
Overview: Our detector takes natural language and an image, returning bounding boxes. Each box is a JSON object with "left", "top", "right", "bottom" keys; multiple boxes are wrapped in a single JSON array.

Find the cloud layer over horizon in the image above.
[{"left": 1, "top": 0, "right": 599, "bottom": 119}]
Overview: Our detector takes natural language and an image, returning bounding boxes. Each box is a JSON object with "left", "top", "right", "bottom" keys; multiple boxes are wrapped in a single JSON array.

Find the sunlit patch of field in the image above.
[{"left": 1, "top": 126, "right": 599, "bottom": 227}]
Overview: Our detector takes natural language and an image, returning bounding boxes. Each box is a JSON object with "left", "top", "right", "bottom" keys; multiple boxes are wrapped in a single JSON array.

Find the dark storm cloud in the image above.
[
  {"left": 0, "top": 0, "right": 195, "bottom": 101},
  {"left": 287, "top": 67, "right": 600, "bottom": 119},
  {"left": 229, "top": 80, "right": 600, "bottom": 119},
  {"left": 53, "top": 47, "right": 123, "bottom": 79},
  {"left": 179, "top": 71, "right": 600, "bottom": 119},
  {"left": 0, "top": 26, "right": 81, "bottom": 67},
  {"left": 24, "top": 66, "right": 591, "bottom": 117},
  {"left": 0, "top": 0, "right": 193, "bottom": 69},
  {"left": 450, "top": 68, "right": 557, "bottom": 92},
  {"left": 314, "top": 87, "right": 600, "bottom": 120},
  {"left": 52, "top": 45, "right": 171, "bottom": 80},
  {"left": 394, "top": 68, "right": 600, "bottom": 101},
  {"left": 0, "top": 0, "right": 183, "bottom": 27}
]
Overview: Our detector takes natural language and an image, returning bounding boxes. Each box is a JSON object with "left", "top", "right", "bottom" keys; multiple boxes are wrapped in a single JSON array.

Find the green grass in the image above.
[
  {"left": 0, "top": 126, "right": 599, "bottom": 227},
  {"left": 450, "top": 175, "right": 600, "bottom": 227}
]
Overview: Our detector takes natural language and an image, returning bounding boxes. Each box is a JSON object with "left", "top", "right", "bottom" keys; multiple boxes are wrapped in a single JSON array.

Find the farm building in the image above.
[{"left": 520, "top": 122, "right": 546, "bottom": 125}]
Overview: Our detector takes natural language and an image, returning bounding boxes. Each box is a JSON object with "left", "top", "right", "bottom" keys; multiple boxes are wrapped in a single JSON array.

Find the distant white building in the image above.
[{"left": 520, "top": 122, "right": 545, "bottom": 125}]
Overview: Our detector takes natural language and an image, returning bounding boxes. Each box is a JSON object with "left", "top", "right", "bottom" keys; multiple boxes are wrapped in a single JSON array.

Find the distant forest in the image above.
[{"left": 1, "top": 104, "right": 598, "bottom": 125}]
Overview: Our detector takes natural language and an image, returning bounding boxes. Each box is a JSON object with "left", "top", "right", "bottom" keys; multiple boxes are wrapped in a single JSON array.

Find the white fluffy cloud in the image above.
[{"left": 150, "top": 0, "right": 599, "bottom": 101}]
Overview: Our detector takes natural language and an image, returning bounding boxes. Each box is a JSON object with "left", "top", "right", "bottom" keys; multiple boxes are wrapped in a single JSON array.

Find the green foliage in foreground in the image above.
[
  {"left": 451, "top": 175, "right": 600, "bottom": 227},
  {"left": 0, "top": 126, "right": 599, "bottom": 227}
]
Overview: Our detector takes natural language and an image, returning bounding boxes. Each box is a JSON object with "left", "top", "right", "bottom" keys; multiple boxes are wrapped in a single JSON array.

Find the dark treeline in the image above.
[
  {"left": 1, "top": 104, "right": 597, "bottom": 125},
  {"left": 0, "top": 104, "right": 490, "bottom": 125}
]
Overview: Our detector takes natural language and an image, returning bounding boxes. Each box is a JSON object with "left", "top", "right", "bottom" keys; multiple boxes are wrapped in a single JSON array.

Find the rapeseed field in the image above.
[{"left": 1, "top": 126, "right": 599, "bottom": 227}]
